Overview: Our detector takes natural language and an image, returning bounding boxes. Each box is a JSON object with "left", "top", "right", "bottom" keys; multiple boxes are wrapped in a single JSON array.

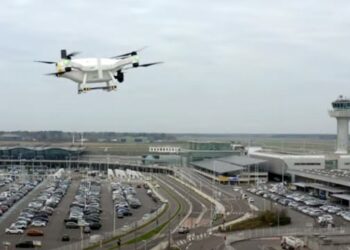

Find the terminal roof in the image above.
[
  {"left": 191, "top": 160, "right": 244, "bottom": 174},
  {"left": 294, "top": 182, "right": 347, "bottom": 193},
  {"left": 332, "top": 193, "right": 350, "bottom": 201},
  {"left": 289, "top": 169, "right": 350, "bottom": 187},
  {"left": 191, "top": 155, "right": 266, "bottom": 174}
]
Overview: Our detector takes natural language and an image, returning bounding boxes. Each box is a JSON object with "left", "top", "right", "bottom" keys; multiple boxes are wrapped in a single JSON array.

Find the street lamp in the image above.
[
  {"left": 113, "top": 204, "right": 116, "bottom": 235},
  {"left": 273, "top": 203, "right": 280, "bottom": 233},
  {"left": 79, "top": 224, "right": 84, "bottom": 250},
  {"left": 142, "top": 240, "right": 147, "bottom": 250},
  {"left": 3, "top": 241, "right": 10, "bottom": 250},
  {"left": 134, "top": 221, "right": 138, "bottom": 250}
]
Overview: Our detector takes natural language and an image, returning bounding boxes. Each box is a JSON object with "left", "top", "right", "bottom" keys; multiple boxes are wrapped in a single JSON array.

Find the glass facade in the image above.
[
  {"left": 186, "top": 142, "right": 232, "bottom": 151},
  {"left": 325, "top": 160, "right": 338, "bottom": 170},
  {"left": 0, "top": 147, "right": 83, "bottom": 160}
]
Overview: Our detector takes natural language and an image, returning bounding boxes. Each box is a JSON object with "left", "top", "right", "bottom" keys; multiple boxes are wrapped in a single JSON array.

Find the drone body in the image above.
[{"left": 36, "top": 49, "right": 161, "bottom": 94}]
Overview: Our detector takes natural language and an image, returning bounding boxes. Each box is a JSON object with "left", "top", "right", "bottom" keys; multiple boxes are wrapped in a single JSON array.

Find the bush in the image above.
[{"left": 224, "top": 209, "right": 291, "bottom": 232}]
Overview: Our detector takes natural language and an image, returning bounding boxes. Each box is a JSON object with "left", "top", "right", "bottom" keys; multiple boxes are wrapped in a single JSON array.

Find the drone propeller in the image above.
[
  {"left": 137, "top": 62, "right": 163, "bottom": 67},
  {"left": 34, "top": 60, "right": 57, "bottom": 64},
  {"left": 61, "top": 49, "right": 80, "bottom": 59},
  {"left": 46, "top": 72, "right": 63, "bottom": 76},
  {"left": 112, "top": 46, "right": 148, "bottom": 58},
  {"left": 123, "top": 61, "right": 163, "bottom": 70},
  {"left": 67, "top": 51, "right": 80, "bottom": 59},
  {"left": 35, "top": 50, "right": 80, "bottom": 65}
]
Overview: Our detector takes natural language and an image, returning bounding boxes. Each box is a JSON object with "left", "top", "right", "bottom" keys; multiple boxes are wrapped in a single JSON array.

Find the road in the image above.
[
  {"left": 177, "top": 167, "right": 251, "bottom": 224},
  {"left": 232, "top": 237, "right": 282, "bottom": 250},
  {"left": 100, "top": 174, "right": 190, "bottom": 250}
]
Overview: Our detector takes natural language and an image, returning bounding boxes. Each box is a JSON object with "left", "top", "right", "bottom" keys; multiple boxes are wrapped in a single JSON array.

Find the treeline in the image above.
[{"left": 0, "top": 131, "right": 177, "bottom": 143}]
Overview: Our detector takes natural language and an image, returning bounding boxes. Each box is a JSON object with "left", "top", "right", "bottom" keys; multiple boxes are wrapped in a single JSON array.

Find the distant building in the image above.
[
  {"left": 148, "top": 141, "right": 241, "bottom": 166},
  {"left": 0, "top": 146, "right": 84, "bottom": 160},
  {"left": 119, "top": 137, "right": 148, "bottom": 143},
  {"left": 249, "top": 150, "right": 325, "bottom": 177},
  {"left": 149, "top": 146, "right": 181, "bottom": 154},
  {"left": 0, "top": 133, "right": 22, "bottom": 141},
  {"left": 183, "top": 141, "right": 233, "bottom": 151}
]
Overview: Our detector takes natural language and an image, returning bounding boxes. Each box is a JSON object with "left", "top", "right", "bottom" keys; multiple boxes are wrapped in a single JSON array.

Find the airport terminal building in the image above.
[
  {"left": 241, "top": 97, "right": 350, "bottom": 206},
  {"left": 191, "top": 155, "right": 268, "bottom": 184},
  {"left": 0, "top": 146, "right": 84, "bottom": 160}
]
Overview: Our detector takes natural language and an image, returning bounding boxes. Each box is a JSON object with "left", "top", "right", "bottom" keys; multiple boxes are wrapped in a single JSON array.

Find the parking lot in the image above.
[
  {"left": 0, "top": 169, "right": 160, "bottom": 249},
  {"left": 244, "top": 183, "right": 350, "bottom": 228}
]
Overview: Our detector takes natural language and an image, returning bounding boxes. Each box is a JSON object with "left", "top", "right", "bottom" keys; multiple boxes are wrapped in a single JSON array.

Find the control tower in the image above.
[{"left": 329, "top": 95, "right": 350, "bottom": 154}]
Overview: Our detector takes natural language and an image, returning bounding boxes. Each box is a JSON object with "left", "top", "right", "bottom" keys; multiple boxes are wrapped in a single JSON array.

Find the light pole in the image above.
[
  {"left": 134, "top": 221, "right": 138, "bottom": 250},
  {"left": 80, "top": 224, "right": 84, "bottom": 250},
  {"left": 3, "top": 241, "right": 10, "bottom": 250},
  {"left": 274, "top": 203, "right": 280, "bottom": 234},
  {"left": 113, "top": 203, "right": 116, "bottom": 235}
]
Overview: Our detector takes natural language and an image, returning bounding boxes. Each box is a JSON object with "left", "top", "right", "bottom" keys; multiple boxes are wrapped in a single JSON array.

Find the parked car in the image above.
[
  {"left": 5, "top": 226, "right": 24, "bottom": 234},
  {"left": 117, "top": 211, "right": 124, "bottom": 218},
  {"left": 61, "top": 234, "right": 70, "bottom": 241},
  {"left": 178, "top": 226, "right": 190, "bottom": 234},
  {"left": 89, "top": 222, "right": 102, "bottom": 230},
  {"left": 83, "top": 226, "right": 91, "bottom": 234},
  {"left": 15, "top": 241, "right": 35, "bottom": 248},
  {"left": 65, "top": 222, "right": 79, "bottom": 229},
  {"left": 31, "top": 220, "right": 46, "bottom": 227},
  {"left": 27, "top": 229, "right": 44, "bottom": 236}
]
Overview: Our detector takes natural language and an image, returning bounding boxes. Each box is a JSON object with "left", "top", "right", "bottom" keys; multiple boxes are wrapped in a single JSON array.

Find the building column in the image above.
[{"left": 291, "top": 174, "right": 295, "bottom": 183}]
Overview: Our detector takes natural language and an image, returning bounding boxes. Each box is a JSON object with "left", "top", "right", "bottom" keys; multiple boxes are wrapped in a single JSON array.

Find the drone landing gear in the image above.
[
  {"left": 78, "top": 85, "right": 117, "bottom": 94},
  {"left": 105, "top": 85, "right": 117, "bottom": 92},
  {"left": 77, "top": 83, "right": 91, "bottom": 94},
  {"left": 78, "top": 73, "right": 90, "bottom": 94}
]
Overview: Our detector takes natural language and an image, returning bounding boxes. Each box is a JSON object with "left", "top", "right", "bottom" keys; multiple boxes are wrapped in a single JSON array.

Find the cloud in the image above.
[{"left": 0, "top": 0, "right": 349, "bottom": 133}]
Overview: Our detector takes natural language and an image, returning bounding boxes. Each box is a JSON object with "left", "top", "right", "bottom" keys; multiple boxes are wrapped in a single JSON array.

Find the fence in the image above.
[{"left": 226, "top": 226, "right": 350, "bottom": 244}]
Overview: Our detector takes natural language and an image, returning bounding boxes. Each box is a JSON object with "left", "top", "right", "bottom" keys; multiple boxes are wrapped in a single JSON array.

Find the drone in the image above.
[{"left": 36, "top": 48, "right": 162, "bottom": 94}]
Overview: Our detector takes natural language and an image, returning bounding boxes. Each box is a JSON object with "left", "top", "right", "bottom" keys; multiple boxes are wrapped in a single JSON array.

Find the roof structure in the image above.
[
  {"left": 0, "top": 146, "right": 85, "bottom": 152},
  {"left": 191, "top": 160, "right": 244, "bottom": 174},
  {"left": 191, "top": 155, "right": 266, "bottom": 175},
  {"left": 293, "top": 182, "right": 346, "bottom": 193},
  {"left": 332, "top": 194, "right": 350, "bottom": 201},
  {"left": 219, "top": 155, "right": 266, "bottom": 166},
  {"left": 289, "top": 169, "right": 350, "bottom": 188}
]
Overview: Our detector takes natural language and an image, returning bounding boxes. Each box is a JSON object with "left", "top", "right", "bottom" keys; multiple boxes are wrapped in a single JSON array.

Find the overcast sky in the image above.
[{"left": 0, "top": 0, "right": 350, "bottom": 134}]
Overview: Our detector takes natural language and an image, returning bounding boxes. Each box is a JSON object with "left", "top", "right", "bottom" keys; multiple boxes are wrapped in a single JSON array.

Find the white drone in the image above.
[{"left": 36, "top": 48, "right": 162, "bottom": 94}]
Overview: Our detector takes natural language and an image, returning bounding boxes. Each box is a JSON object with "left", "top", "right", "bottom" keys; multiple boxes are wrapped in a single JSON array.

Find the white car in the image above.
[
  {"left": 31, "top": 221, "right": 46, "bottom": 227},
  {"left": 248, "top": 197, "right": 254, "bottom": 203},
  {"left": 5, "top": 227, "right": 24, "bottom": 234},
  {"left": 233, "top": 187, "right": 241, "bottom": 192},
  {"left": 317, "top": 215, "right": 333, "bottom": 223}
]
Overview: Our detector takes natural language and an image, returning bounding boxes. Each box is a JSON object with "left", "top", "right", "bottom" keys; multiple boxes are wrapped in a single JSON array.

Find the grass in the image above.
[
  {"left": 221, "top": 209, "right": 291, "bottom": 232},
  {"left": 125, "top": 220, "right": 168, "bottom": 245}
]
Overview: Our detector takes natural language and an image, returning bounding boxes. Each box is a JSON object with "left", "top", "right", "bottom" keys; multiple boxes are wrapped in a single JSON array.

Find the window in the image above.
[{"left": 294, "top": 162, "right": 321, "bottom": 166}]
